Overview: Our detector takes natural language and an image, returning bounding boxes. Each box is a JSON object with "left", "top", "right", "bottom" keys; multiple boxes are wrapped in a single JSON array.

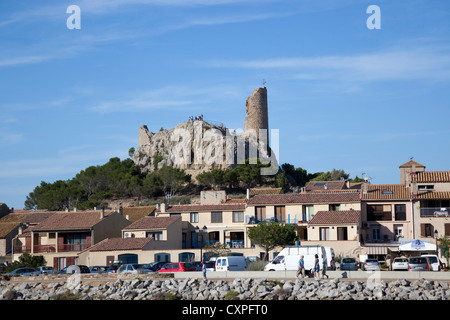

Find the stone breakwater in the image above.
[{"left": 1, "top": 277, "right": 449, "bottom": 300}]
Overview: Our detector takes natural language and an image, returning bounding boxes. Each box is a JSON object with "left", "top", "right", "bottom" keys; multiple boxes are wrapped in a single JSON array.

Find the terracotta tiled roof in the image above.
[
  {"left": 308, "top": 210, "right": 361, "bottom": 225},
  {"left": 247, "top": 192, "right": 361, "bottom": 205},
  {"left": 413, "top": 191, "right": 450, "bottom": 199},
  {"left": 305, "top": 181, "right": 346, "bottom": 191},
  {"left": 162, "top": 203, "right": 246, "bottom": 213},
  {"left": 124, "top": 216, "right": 180, "bottom": 230},
  {"left": 410, "top": 171, "right": 450, "bottom": 183},
  {"left": 221, "top": 198, "right": 247, "bottom": 204},
  {"left": 32, "top": 210, "right": 115, "bottom": 231},
  {"left": 89, "top": 237, "right": 153, "bottom": 252},
  {"left": 123, "top": 206, "right": 156, "bottom": 223},
  {"left": 399, "top": 160, "right": 426, "bottom": 168},
  {"left": 362, "top": 184, "right": 411, "bottom": 200},
  {"left": 249, "top": 187, "right": 282, "bottom": 195}
]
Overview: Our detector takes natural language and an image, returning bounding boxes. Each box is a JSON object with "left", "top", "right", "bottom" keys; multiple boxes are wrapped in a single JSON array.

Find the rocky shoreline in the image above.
[{"left": 1, "top": 276, "right": 449, "bottom": 300}]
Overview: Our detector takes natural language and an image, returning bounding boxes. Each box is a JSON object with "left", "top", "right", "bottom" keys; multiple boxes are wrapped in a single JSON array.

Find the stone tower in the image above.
[{"left": 244, "top": 87, "right": 269, "bottom": 143}]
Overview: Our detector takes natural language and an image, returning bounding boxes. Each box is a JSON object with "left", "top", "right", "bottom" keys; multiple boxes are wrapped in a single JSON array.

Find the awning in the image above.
[
  {"left": 365, "top": 246, "right": 388, "bottom": 255},
  {"left": 398, "top": 239, "right": 436, "bottom": 251}
]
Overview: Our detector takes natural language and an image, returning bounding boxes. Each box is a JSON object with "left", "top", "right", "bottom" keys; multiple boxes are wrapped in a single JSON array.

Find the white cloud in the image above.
[{"left": 204, "top": 44, "right": 450, "bottom": 83}]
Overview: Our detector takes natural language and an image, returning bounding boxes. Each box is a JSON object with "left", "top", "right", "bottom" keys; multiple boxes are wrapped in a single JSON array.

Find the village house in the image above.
[
  {"left": 12, "top": 209, "right": 131, "bottom": 269},
  {"left": 245, "top": 191, "right": 362, "bottom": 258}
]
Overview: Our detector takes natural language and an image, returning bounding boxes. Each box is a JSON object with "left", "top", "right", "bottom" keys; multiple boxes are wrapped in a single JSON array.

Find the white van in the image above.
[
  {"left": 324, "top": 247, "right": 336, "bottom": 270},
  {"left": 421, "top": 254, "right": 441, "bottom": 271},
  {"left": 264, "top": 246, "right": 327, "bottom": 273},
  {"left": 215, "top": 256, "right": 247, "bottom": 271}
]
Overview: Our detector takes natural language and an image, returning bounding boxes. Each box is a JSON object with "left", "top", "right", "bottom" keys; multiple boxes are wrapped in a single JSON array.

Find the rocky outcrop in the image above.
[
  {"left": 132, "top": 87, "right": 278, "bottom": 178},
  {"left": 133, "top": 120, "right": 278, "bottom": 178}
]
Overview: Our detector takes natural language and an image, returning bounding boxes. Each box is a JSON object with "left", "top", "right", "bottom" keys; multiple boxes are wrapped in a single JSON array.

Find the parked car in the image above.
[
  {"left": 144, "top": 261, "right": 170, "bottom": 272},
  {"left": 340, "top": 257, "right": 359, "bottom": 271},
  {"left": 408, "top": 257, "right": 429, "bottom": 271},
  {"left": 363, "top": 258, "right": 381, "bottom": 271},
  {"left": 191, "top": 261, "right": 203, "bottom": 271},
  {"left": 421, "top": 254, "right": 441, "bottom": 271},
  {"left": 203, "top": 261, "right": 216, "bottom": 272},
  {"left": 391, "top": 257, "right": 409, "bottom": 271},
  {"left": 5, "top": 267, "right": 41, "bottom": 277},
  {"left": 117, "top": 264, "right": 154, "bottom": 274},
  {"left": 158, "top": 262, "right": 197, "bottom": 272},
  {"left": 106, "top": 263, "right": 122, "bottom": 274},
  {"left": 37, "top": 266, "right": 54, "bottom": 275},
  {"left": 215, "top": 256, "right": 247, "bottom": 271},
  {"left": 58, "top": 265, "right": 90, "bottom": 274},
  {"left": 89, "top": 266, "right": 108, "bottom": 274}
]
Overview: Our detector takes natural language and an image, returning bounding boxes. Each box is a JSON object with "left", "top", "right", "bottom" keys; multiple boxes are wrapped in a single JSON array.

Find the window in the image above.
[
  {"left": 170, "top": 213, "right": 181, "bottom": 217},
  {"left": 302, "top": 205, "right": 314, "bottom": 222},
  {"left": 319, "top": 227, "right": 329, "bottom": 241},
  {"left": 232, "top": 211, "right": 244, "bottom": 223},
  {"left": 337, "top": 227, "right": 348, "bottom": 240},
  {"left": 190, "top": 212, "right": 198, "bottom": 223},
  {"left": 146, "top": 231, "right": 162, "bottom": 240},
  {"left": 275, "top": 206, "right": 285, "bottom": 222},
  {"left": 367, "top": 204, "right": 392, "bottom": 221},
  {"left": 421, "top": 223, "right": 434, "bottom": 237},
  {"left": 329, "top": 204, "right": 341, "bottom": 211},
  {"left": 372, "top": 227, "right": 381, "bottom": 240},
  {"left": 211, "top": 211, "right": 222, "bottom": 223},
  {"left": 255, "top": 206, "right": 266, "bottom": 222},
  {"left": 394, "top": 204, "right": 406, "bottom": 221},
  {"left": 49, "top": 233, "right": 56, "bottom": 239},
  {"left": 418, "top": 185, "right": 434, "bottom": 191}
]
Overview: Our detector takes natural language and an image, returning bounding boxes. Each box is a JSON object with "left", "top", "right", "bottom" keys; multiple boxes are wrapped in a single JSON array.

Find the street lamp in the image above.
[
  {"left": 435, "top": 229, "right": 439, "bottom": 255},
  {"left": 195, "top": 225, "right": 208, "bottom": 261}
]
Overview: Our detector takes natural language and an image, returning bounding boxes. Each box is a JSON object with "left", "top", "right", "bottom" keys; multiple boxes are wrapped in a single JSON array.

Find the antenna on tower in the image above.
[{"left": 262, "top": 79, "right": 266, "bottom": 87}]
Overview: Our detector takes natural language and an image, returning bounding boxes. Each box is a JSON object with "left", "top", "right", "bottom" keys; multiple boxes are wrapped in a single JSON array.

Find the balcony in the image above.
[
  {"left": 33, "top": 245, "right": 57, "bottom": 253},
  {"left": 59, "top": 243, "right": 88, "bottom": 252},
  {"left": 420, "top": 207, "right": 450, "bottom": 217}
]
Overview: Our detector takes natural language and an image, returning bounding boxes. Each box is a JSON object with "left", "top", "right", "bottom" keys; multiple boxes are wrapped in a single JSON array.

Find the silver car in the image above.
[
  {"left": 363, "top": 258, "right": 381, "bottom": 271},
  {"left": 408, "top": 257, "right": 429, "bottom": 271},
  {"left": 340, "top": 257, "right": 358, "bottom": 271},
  {"left": 117, "top": 263, "right": 154, "bottom": 274}
]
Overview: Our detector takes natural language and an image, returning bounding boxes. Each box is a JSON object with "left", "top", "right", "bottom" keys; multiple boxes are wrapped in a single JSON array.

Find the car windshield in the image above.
[
  {"left": 342, "top": 258, "right": 355, "bottom": 263},
  {"left": 366, "top": 259, "right": 378, "bottom": 263},
  {"left": 395, "top": 258, "right": 408, "bottom": 262},
  {"left": 183, "top": 263, "right": 195, "bottom": 269},
  {"left": 426, "top": 257, "right": 438, "bottom": 263}
]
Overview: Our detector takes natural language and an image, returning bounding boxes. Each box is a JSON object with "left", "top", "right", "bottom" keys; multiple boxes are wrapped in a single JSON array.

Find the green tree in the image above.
[
  {"left": 311, "top": 169, "right": 349, "bottom": 181},
  {"left": 5, "top": 253, "right": 46, "bottom": 273},
  {"left": 248, "top": 221, "right": 297, "bottom": 261},
  {"left": 158, "top": 165, "right": 191, "bottom": 198}
]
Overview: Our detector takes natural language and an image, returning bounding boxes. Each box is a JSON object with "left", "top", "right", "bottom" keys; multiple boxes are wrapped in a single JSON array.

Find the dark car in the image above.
[
  {"left": 144, "top": 261, "right": 170, "bottom": 272},
  {"left": 89, "top": 266, "right": 108, "bottom": 274},
  {"left": 106, "top": 264, "right": 122, "bottom": 274},
  {"left": 5, "top": 267, "right": 41, "bottom": 277},
  {"left": 58, "top": 265, "right": 90, "bottom": 274}
]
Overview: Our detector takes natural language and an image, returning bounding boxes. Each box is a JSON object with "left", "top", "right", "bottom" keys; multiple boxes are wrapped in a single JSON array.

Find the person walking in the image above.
[
  {"left": 321, "top": 258, "right": 329, "bottom": 279},
  {"left": 202, "top": 261, "right": 207, "bottom": 280},
  {"left": 313, "top": 254, "right": 320, "bottom": 280},
  {"left": 296, "top": 255, "right": 305, "bottom": 278}
]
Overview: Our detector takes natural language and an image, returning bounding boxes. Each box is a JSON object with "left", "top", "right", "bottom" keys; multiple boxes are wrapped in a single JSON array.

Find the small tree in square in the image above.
[{"left": 248, "top": 221, "right": 297, "bottom": 261}]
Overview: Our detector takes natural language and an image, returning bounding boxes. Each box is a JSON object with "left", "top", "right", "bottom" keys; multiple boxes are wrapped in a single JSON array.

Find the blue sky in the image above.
[{"left": 1, "top": 0, "right": 450, "bottom": 209}]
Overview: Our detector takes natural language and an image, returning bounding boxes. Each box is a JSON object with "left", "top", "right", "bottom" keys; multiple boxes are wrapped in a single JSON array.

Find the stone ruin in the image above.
[{"left": 132, "top": 87, "right": 278, "bottom": 179}]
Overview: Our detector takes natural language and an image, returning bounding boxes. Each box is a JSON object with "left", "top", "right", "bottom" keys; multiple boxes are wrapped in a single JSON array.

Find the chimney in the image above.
[
  {"left": 100, "top": 207, "right": 105, "bottom": 219},
  {"left": 160, "top": 202, "right": 166, "bottom": 213},
  {"left": 346, "top": 181, "right": 350, "bottom": 189},
  {"left": 363, "top": 181, "right": 369, "bottom": 194},
  {"left": 246, "top": 189, "right": 250, "bottom": 199},
  {"left": 126, "top": 215, "right": 130, "bottom": 220},
  {"left": 324, "top": 183, "right": 328, "bottom": 190}
]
